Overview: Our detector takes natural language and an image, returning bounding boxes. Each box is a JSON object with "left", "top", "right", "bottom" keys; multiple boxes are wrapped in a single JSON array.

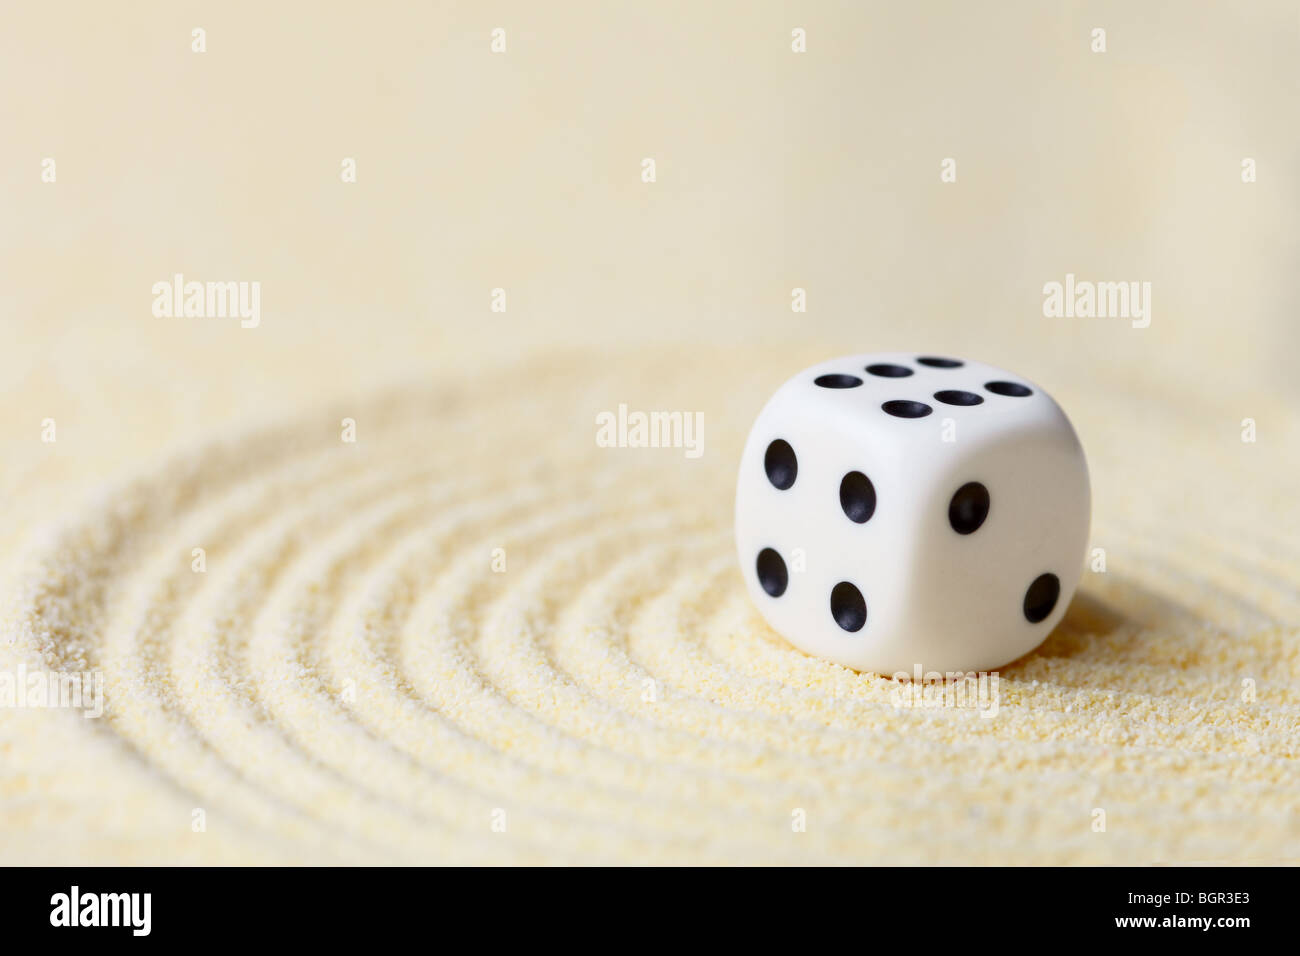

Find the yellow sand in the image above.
[{"left": 1, "top": 2, "right": 1297, "bottom": 864}]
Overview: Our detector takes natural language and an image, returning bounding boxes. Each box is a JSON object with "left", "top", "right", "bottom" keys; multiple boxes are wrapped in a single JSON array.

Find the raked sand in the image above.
[{"left": 3, "top": 345, "right": 1299, "bottom": 865}]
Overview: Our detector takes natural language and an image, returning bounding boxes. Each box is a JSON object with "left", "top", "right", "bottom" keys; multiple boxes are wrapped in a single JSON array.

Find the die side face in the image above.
[
  {"left": 735, "top": 352, "right": 1091, "bottom": 674},
  {"left": 907, "top": 408, "right": 1091, "bottom": 672},
  {"left": 735, "top": 387, "right": 916, "bottom": 666}
]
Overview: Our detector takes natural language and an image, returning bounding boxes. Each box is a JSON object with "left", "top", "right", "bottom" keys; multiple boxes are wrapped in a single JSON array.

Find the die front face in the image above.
[{"left": 734, "top": 352, "right": 1091, "bottom": 674}]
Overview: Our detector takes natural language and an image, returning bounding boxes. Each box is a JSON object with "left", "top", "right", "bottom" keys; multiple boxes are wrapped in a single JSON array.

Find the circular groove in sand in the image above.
[{"left": 7, "top": 357, "right": 1299, "bottom": 864}]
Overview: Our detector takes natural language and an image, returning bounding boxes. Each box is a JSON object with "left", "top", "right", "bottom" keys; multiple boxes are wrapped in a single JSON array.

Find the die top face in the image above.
[
  {"left": 746, "top": 352, "right": 1077, "bottom": 525},
  {"left": 790, "top": 352, "right": 1063, "bottom": 454},
  {"left": 734, "top": 352, "right": 1090, "bottom": 675}
]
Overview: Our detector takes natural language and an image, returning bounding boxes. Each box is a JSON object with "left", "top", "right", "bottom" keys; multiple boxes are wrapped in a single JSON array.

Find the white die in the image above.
[{"left": 734, "top": 352, "right": 1091, "bottom": 674}]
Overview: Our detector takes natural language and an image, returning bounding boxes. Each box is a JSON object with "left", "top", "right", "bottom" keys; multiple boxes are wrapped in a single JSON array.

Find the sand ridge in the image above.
[{"left": 2, "top": 350, "right": 1297, "bottom": 864}]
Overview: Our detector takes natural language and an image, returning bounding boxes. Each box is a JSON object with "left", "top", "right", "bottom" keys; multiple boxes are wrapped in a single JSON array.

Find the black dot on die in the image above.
[
  {"left": 882, "top": 400, "right": 932, "bottom": 418},
  {"left": 764, "top": 439, "right": 797, "bottom": 490},
  {"left": 815, "top": 373, "right": 863, "bottom": 389},
  {"left": 756, "top": 548, "right": 789, "bottom": 598},
  {"left": 1023, "top": 572, "right": 1060, "bottom": 623},
  {"left": 917, "top": 356, "right": 964, "bottom": 368},
  {"left": 934, "top": 389, "right": 984, "bottom": 406},
  {"left": 866, "top": 363, "right": 913, "bottom": 378},
  {"left": 830, "top": 581, "right": 867, "bottom": 632},
  {"left": 839, "top": 471, "right": 877, "bottom": 523},
  {"left": 985, "top": 380, "right": 1033, "bottom": 397},
  {"left": 948, "top": 481, "right": 990, "bottom": 534}
]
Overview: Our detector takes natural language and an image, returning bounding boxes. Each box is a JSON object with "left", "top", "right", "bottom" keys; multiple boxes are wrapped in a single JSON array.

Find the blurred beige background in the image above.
[{"left": 1, "top": 2, "right": 1297, "bottom": 864}]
